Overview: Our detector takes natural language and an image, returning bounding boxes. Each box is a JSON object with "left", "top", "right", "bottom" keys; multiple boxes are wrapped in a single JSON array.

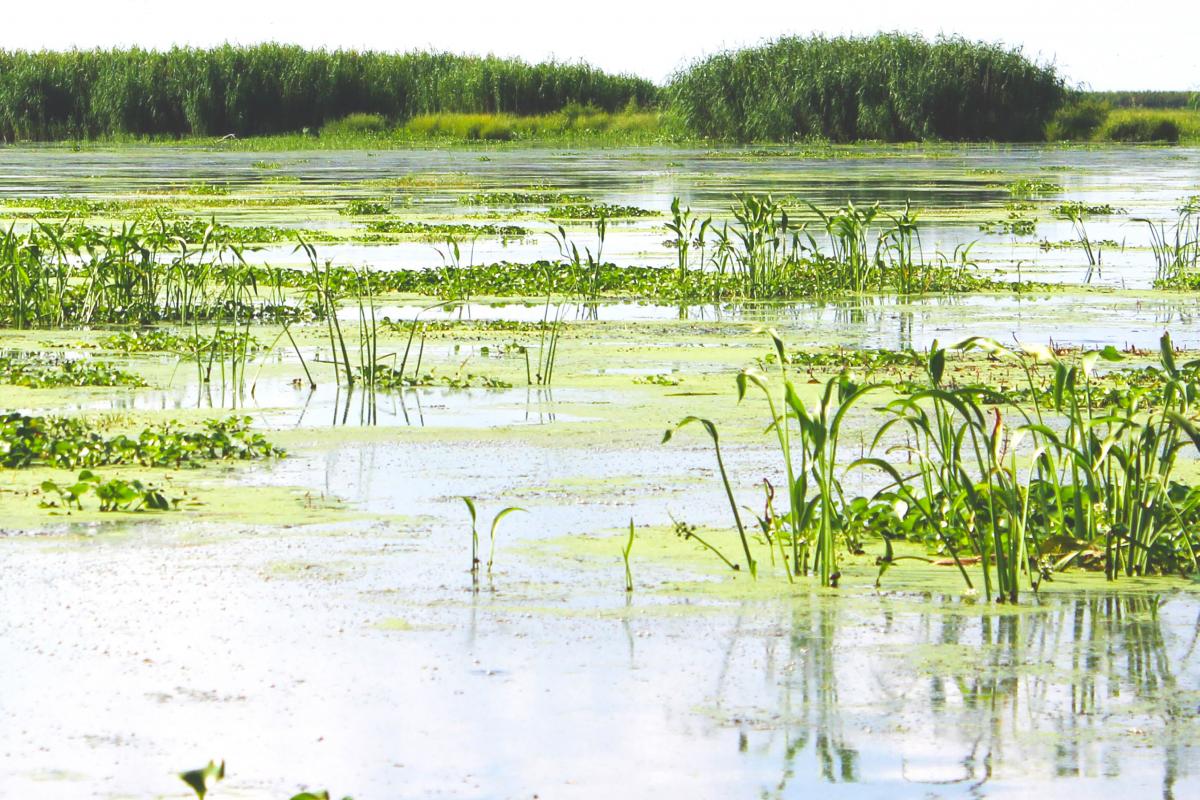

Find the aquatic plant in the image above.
[
  {"left": 1142, "top": 208, "right": 1200, "bottom": 286},
  {"left": 461, "top": 191, "right": 591, "bottom": 206},
  {"left": 0, "top": 354, "right": 145, "bottom": 388},
  {"left": 1065, "top": 208, "right": 1104, "bottom": 283},
  {"left": 364, "top": 220, "right": 527, "bottom": 238},
  {"left": 1097, "top": 109, "right": 1188, "bottom": 143},
  {"left": 40, "top": 470, "right": 175, "bottom": 512},
  {"left": 461, "top": 497, "right": 525, "bottom": 579},
  {"left": 662, "top": 417, "right": 757, "bottom": 578},
  {"left": 0, "top": 414, "right": 282, "bottom": 469},
  {"left": 1053, "top": 201, "right": 1125, "bottom": 217},
  {"left": 0, "top": 219, "right": 315, "bottom": 328},
  {"left": 398, "top": 108, "right": 665, "bottom": 144},
  {"left": 546, "top": 203, "right": 655, "bottom": 219},
  {"left": 622, "top": 519, "right": 636, "bottom": 592},
  {"left": 979, "top": 215, "right": 1036, "bottom": 236},
  {"left": 180, "top": 760, "right": 224, "bottom": 799},
  {"left": 1045, "top": 96, "right": 1111, "bottom": 141},
  {"left": 669, "top": 332, "right": 1200, "bottom": 597},
  {"left": 664, "top": 197, "right": 709, "bottom": 295},
  {"left": 735, "top": 333, "right": 883, "bottom": 585},
  {"left": 1003, "top": 178, "right": 1062, "bottom": 198},
  {"left": 339, "top": 199, "right": 391, "bottom": 216}
]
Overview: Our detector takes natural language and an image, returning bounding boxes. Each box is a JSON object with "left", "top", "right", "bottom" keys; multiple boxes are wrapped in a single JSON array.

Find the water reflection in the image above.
[
  {"left": 724, "top": 593, "right": 1200, "bottom": 797},
  {"left": 37, "top": 376, "right": 580, "bottom": 429}
]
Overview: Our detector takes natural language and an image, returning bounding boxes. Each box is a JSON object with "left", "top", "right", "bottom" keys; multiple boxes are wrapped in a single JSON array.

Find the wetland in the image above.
[{"left": 1, "top": 140, "right": 1199, "bottom": 799}]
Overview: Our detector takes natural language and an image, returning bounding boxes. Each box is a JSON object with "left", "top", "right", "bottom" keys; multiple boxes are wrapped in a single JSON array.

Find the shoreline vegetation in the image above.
[{"left": 0, "top": 36, "right": 1195, "bottom": 147}]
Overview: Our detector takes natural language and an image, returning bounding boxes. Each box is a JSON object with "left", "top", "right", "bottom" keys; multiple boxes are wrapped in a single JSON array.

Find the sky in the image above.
[{"left": 0, "top": 1, "right": 1195, "bottom": 91}]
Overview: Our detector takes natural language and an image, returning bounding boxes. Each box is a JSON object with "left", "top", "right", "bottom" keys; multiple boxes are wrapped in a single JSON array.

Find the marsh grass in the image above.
[
  {"left": 669, "top": 332, "right": 1200, "bottom": 599},
  {"left": 1143, "top": 208, "right": 1200, "bottom": 286},
  {"left": 0, "top": 47, "right": 656, "bottom": 140}
]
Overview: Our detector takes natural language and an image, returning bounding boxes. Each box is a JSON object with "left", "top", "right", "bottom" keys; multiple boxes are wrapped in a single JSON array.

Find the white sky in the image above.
[{"left": 0, "top": 1, "right": 1195, "bottom": 90}]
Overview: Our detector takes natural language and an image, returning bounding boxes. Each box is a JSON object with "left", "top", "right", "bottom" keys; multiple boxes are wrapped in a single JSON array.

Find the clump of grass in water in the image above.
[
  {"left": 667, "top": 331, "right": 1200, "bottom": 599},
  {"left": 1142, "top": 206, "right": 1200, "bottom": 287},
  {"left": 735, "top": 331, "right": 883, "bottom": 585}
]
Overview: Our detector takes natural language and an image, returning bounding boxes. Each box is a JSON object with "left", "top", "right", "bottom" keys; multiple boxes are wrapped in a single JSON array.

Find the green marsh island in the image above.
[{"left": 1, "top": 25, "right": 1199, "bottom": 800}]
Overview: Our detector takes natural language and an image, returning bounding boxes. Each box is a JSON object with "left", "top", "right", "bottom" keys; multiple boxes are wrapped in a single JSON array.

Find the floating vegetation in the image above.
[
  {"left": 763, "top": 346, "right": 924, "bottom": 374},
  {"left": 1052, "top": 201, "right": 1126, "bottom": 217},
  {"left": 182, "top": 182, "right": 231, "bottom": 196},
  {"left": 358, "top": 366, "right": 512, "bottom": 390},
  {"left": 461, "top": 191, "right": 591, "bottom": 206},
  {"left": 363, "top": 220, "right": 527, "bottom": 238},
  {"left": 0, "top": 353, "right": 145, "bottom": 388},
  {"left": 634, "top": 373, "right": 683, "bottom": 386},
  {"left": 0, "top": 414, "right": 283, "bottom": 469},
  {"left": 546, "top": 203, "right": 656, "bottom": 219},
  {"left": 979, "top": 215, "right": 1036, "bottom": 236},
  {"left": 40, "top": 469, "right": 176, "bottom": 512},
  {"left": 1001, "top": 178, "right": 1063, "bottom": 198},
  {"left": 339, "top": 199, "right": 392, "bottom": 216},
  {"left": 99, "top": 329, "right": 261, "bottom": 355},
  {"left": 0, "top": 196, "right": 151, "bottom": 217},
  {"left": 1039, "top": 237, "right": 1120, "bottom": 251}
]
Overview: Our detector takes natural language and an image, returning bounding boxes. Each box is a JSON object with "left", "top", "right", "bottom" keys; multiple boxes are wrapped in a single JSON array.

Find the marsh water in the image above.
[{"left": 1, "top": 143, "right": 1199, "bottom": 798}]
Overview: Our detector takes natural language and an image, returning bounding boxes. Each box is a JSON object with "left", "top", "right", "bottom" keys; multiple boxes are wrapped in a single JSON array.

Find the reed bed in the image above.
[
  {"left": 669, "top": 33, "right": 1064, "bottom": 142},
  {"left": 0, "top": 46, "right": 656, "bottom": 140}
]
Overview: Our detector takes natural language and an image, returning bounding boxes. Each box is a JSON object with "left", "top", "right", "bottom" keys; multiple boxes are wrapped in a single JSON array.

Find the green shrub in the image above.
[
  {"left": 668, "top": 33, "right": 1065, "bottom": 142},
  {"left": 321, "top": 112, "right": 389, "bottom": 137},
  {"left": 1098, "top": 110, "right": 1182, "bottom": 142},
  {"left": 1046, "top": 97, "right": 1110, "bottom": 140}
]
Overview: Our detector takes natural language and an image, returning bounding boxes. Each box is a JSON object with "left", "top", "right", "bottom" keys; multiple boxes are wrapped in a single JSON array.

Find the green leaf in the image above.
[{"left": 179, "top": 760, "right": 224, "bottom": 800}]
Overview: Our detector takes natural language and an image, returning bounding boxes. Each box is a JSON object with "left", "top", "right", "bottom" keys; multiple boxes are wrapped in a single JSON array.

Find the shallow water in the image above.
[
  {"left": 2, "top": 143, "right": 1200, "bottom": 798},
  {"left": 369, "top": 291, "right": 1200, "bottom": 350},
  {"left": 1, "top": 512, "right": 1196, "bottom": 799},
  {"left": 2, "top": 144, "right": 1199, "bottom": 287}
]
